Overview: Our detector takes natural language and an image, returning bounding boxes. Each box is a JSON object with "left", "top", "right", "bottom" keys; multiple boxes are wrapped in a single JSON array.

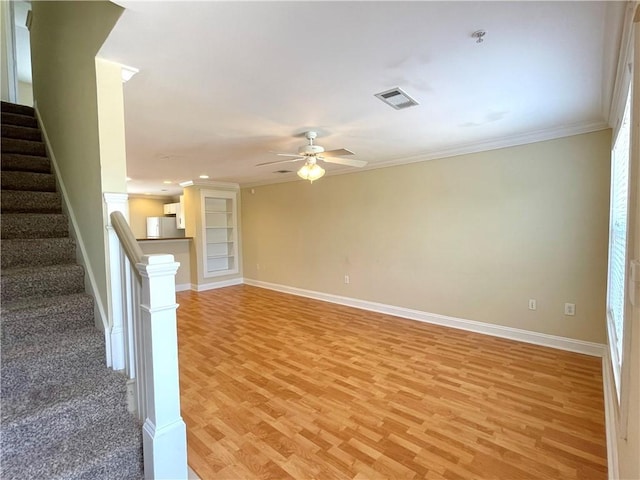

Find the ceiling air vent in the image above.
[
  {"left": 274, "top": 170, "right": 292, "bottom": 174},
  {"left": 374, "top": 87, "right": 419, "bottom": 110}
]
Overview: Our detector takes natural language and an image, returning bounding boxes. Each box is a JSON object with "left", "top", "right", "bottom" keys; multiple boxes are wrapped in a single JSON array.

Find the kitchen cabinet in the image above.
[
  {"left": 164, "top": 197, "right": 186, "bottom": 229},
  {"left": 163, "top": 202, "right": 179, "bottom": 215}
]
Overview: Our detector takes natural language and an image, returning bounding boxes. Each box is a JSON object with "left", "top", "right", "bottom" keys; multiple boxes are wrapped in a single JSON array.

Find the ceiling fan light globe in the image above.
[{"left": 297, "top": 163, "right": 325, "bottom": 183}]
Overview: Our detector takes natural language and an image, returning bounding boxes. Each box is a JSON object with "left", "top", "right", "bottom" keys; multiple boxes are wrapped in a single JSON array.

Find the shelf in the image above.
[
  {"left": 208, "top": 266, "right": 234, "bottom": 273},
  {"left": 201, "top": 189, "right": 239, "bottom": 278}
]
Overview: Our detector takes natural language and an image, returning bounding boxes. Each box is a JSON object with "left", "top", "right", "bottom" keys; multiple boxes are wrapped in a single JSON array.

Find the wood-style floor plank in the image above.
[{"left": 177, "top": 285, "right": 606, "bottom": 479}]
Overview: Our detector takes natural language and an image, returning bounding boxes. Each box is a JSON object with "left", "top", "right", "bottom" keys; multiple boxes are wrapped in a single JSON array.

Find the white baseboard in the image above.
[
  {"left": 176, "top": 283, "right": 192, "bottom": 292},
  {"left": 602, "top": 351, "right": 620, "bottom": 480},
  {"left": 191, "top": 277, "right": 243, "bottom": 292},
  {"left": 35, "top": 105, "right": 111, "bottom": 363},
  {"left": 243, "top": 278, "right": 606, "bottom": 357}
]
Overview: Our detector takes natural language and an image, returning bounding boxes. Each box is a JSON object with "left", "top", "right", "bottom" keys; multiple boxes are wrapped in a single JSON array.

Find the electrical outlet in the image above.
[
  {"left": 528, "top": 299, "right": 537, "bottom": 310},
  {"left": 564, "top": 303, "right": 575, "bottom": 316},
  {"left": 344, "top": 275, "right": 350, "bottom": 284}
]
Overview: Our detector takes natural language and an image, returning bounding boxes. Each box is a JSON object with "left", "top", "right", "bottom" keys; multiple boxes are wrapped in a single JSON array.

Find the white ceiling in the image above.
[{"left": 100, "top": 1, "right": 626, "bottom": 196}]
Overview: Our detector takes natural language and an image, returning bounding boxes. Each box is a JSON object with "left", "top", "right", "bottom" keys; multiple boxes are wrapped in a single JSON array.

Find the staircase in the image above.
[{"left": 0, "top": 101, "right": 144, "bottom": 479}]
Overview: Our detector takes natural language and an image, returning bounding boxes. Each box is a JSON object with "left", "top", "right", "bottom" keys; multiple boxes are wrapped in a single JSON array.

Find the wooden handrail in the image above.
[{"left": 110, "top": 211, "right": 143, "bottom": 278}]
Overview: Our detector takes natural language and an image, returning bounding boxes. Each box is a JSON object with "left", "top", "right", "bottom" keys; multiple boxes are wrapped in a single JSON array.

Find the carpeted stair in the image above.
[{"left": 0, "top": 101, "right": 144, "bottom": 479}]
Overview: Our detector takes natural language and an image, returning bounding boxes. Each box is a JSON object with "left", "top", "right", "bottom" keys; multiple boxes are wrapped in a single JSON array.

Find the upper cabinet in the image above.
[
  {"left": 163, "top": 202, "right": 179, "bottom": 215},
  {"left": 164, "top": 196, "right": 186, "bottom": 229}
]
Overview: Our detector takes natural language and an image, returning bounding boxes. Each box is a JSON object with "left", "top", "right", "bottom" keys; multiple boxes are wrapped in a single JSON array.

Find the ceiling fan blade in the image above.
[
  {"left": 321, "top": 148, "right": 355, "bottom": 157},
  {"left": 256, "top": 157, "right": 304, "bottom": 167},
  {"left": 273, "top": 153, "right": 304, "bottom": 158},
  {"left": 320, "top": 156, "right": 367, "bottom": 168}
]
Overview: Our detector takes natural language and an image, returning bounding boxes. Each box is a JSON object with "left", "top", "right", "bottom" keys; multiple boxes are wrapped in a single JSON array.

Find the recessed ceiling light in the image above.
[
  {"left": 144, "top": 192, "right": 151, "bottom": 195},
  {"left": 126, "top": 177, "right": 132, "bottom": 181},
  {"left": 199, "top": 174, "right": 209, "bottom": 179},
  {"left": 163, "top": 180, "right": 172, "bottom": 184}
]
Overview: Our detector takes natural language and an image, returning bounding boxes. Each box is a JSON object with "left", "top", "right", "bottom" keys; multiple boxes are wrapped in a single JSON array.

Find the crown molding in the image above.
[
  {"left": 179, "top": 180, "right": 239, "bottom": 190},
  {"left": 240, "top": 120, "right": 610, "bottom": 189}
]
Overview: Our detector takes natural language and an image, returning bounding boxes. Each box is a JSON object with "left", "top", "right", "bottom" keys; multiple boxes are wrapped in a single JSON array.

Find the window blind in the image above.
[{"left": 608, "top": 90, "right": 631, "bottom": 369}]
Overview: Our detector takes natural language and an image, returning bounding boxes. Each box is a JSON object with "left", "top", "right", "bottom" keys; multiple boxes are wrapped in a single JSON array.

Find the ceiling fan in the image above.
[{"left": 257, "top": 131, "right": 367, "bottom": 182}]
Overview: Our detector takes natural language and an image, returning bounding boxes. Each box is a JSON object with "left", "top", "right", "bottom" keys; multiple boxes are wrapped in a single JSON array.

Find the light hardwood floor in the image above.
[{"left": 177, "top": 285, "right": 607, "bottom": 480}]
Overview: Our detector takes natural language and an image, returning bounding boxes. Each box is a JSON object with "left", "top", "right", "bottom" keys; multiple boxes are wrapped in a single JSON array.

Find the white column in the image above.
[
  {"left": 137, "top": 254, "right": 188, "bottom": 480},
  {"left": 104, "top": 192, "right": 129, "bottom": 369}
]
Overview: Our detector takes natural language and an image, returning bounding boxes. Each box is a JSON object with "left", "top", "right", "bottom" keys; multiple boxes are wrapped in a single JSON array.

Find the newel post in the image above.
[
  {"left": 136, "top": 254, "right": 188, "bottom": 480},
  {"left": 104, "top": 192, "right": 129, "bottom": 369}
]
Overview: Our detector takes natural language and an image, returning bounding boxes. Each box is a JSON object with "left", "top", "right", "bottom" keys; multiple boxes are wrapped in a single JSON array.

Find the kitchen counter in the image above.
[{"left": 137, "top": 238, "right": 193, "bottom": 291}]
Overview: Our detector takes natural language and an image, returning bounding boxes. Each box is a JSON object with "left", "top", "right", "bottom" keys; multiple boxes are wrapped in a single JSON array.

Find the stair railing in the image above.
[{"left": 109, "top": 210, "right": 188, "bottom": 480}]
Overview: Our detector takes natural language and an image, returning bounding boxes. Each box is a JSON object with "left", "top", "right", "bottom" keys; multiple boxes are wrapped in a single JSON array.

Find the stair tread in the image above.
[
  {"left": 1, "top": 137, "right": 44, "bottom": 145},
  {"left": 1, "top": 328, "right": 107, "bottom": 401},
  {"left": 2, "top": 111, "right": 38, "bottom": 128},
  {"left": 1, "top": 292, "right": 94, "bottom": 347},
  {"left": 1, "top": 170, "right": 56, "bottom": 192},
  {"left": 1, "top": 367, "right": 127, "bottom": 423},
  {"left": 1, "top": 124, "right": 42, "bottom": 141},
  {"left": 1, "top": 291, "right": 91, "bottom": 314},
  {"left": 1, "top": 153, "right": 51, "bottom": 173},
  {"left": 1, "top": 236, "right": 73, "bottom": 246},
  {"left": 1, "top": 325, "right": 103, "bottom": 362},
  {"left": 1, "top": 262, "right": 82, "bottom": 277},
  {"left": 1, "top": 213, "right": 68, "bottom": 238},
  {"left": 1, "top": 101, "right": 35, "bottom": 117},
  {"left": 1, "top": 263, "right": 85, "bottom": 303},
  {"left": 1, "top": 237, "right": 76, "bottom": 269},
  {"left": 1, "top": 190, "right": 62, "bottom": 213},
  {"left": 1, "top": 411, "right": 142, "bottom": 480}
]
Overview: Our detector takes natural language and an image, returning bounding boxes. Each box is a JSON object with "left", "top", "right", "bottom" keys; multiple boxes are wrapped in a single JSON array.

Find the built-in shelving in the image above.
[{"left": 201, "top": 190, "right": 238, "bottom": 277}]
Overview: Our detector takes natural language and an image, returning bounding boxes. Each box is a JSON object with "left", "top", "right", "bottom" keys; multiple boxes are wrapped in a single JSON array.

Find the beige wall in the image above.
[
  {"left": 242, "top": 130, "right": 611, "bottom": 344},
  {"left": 30, "top": 1, "right": 123, "bottom": 324},
  {"left": 95, "top": 58, "right": 126, "bottom": 193},
  {"left": 139, "top": 240, "right": 192, "bottom": 289},
  {"left": 128, "top": 196, "right": 168, "bottom": 239},
  {"left": 18, "top": 80, "right": 32, "bottom": 106}
]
